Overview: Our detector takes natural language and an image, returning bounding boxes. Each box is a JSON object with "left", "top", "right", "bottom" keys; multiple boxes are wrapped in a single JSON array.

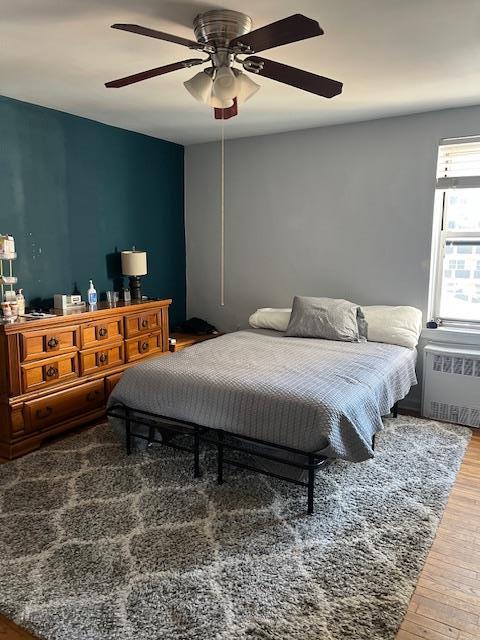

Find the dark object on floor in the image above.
[
  {"left": 107, "top": 401, "right": 400, "bottom": 515},
  {"left": 173, "top": 317, "right": 218, "bottom": 335},
  {"left": 426, "top": 320, "right": 438, "bottom": 329}
]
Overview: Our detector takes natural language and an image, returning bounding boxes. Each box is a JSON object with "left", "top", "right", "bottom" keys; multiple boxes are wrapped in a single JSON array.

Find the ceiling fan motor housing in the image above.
[{"left": 193, "top": 10, "right": 252, "bottom": 67}]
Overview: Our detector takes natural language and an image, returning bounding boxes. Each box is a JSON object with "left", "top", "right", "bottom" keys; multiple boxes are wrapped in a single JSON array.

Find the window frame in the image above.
[{"left": 429, "top": 137, "right": 480, "bottom": 329}]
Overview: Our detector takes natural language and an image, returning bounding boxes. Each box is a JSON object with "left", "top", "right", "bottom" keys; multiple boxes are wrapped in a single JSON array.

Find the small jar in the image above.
[{"left": 1, "top": 302, "right": 12, "bottom": 318}]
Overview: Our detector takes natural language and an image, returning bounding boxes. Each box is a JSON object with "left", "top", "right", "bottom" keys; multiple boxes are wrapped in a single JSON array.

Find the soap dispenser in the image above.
[{"left": 87, "top": 280, "right": 97, "bottom": 306}]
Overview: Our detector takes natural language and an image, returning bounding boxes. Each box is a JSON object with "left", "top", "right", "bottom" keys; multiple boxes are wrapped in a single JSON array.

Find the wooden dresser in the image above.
[{"left": 0, "top": 299, "right": 171, "bottom": 459}]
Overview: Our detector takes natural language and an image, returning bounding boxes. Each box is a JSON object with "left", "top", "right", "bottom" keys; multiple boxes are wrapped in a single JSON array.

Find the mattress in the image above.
[{"left": 108, "top": 329, "right": 417, "bottom": 462}]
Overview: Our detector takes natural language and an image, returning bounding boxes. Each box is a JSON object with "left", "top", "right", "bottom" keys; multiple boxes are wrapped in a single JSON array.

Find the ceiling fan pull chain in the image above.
[{"left": 220, "top": 116, "right": 225, "bottom": 307}]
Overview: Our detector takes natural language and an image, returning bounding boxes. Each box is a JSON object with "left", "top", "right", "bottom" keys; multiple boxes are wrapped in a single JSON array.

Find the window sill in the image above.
[{"left": 421, "top": 326, "right": 480, "bottom": 346}]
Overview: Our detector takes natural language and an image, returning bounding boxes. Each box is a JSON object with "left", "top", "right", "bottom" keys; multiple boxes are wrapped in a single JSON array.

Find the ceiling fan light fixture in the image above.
[
  {"left": 183, "top": 70, "right": 213, "bottom": 104},
  {"left": 233, "top": 70, "right": 260, "bottom": 104},
  {"left": 107, "top": 11, "right": 343, "bottom": 121},
  {"left": 213, "top": 66, "right": 238, "bottom": 102},
  {"left": 207, "top": 94, "right": 234, "bottom": 108}
]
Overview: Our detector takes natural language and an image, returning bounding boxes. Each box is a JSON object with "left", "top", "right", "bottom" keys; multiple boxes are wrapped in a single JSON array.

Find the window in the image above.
[{"left": 430, "top": 137, "right": 480, "bottom": 325}]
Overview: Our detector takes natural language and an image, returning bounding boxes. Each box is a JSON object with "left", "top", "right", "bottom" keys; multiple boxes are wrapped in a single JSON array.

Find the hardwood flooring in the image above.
[
  {"left": 0, "top": 616, "right": 36, "bottom": 639},
  {"left": 396, "top": 429, "right": 480, "bottom": 640},
  {"left": 0, "top": 424, "right": 479, "bottom": 640}
]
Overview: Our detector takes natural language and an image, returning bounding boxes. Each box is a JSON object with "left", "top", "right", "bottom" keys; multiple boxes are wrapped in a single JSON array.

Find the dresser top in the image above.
[{"left": 0, "top": 298, "right": 172, "bottom": 334}]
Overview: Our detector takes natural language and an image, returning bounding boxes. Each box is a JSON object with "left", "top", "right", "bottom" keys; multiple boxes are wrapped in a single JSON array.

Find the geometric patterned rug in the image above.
[{"left": 0, "top": 417, "right": 471, "bottom": 640}]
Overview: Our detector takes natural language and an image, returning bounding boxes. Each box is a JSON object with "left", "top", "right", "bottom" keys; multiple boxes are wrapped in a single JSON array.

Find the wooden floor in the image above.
[
  {"left": 397, "top": 428, "right": 480, "bottom": 640},
  {"left": 0, "top": 616, "right": 36, "bottom": 639},
  {"left": 0, "top": 425, "right": 479, "bottom": 640}
]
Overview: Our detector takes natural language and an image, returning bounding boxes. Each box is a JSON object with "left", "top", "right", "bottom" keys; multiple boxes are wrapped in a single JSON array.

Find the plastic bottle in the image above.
[
  {"left": 87, "top": 280, "right": 97, "bottom": 305},
  {"left": 16, "top": 289, "right": 25, "bottom": 315}
]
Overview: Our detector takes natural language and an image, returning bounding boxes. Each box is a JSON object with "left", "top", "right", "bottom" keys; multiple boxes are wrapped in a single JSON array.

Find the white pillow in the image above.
[
  {"left": 362, "top": 305, "right": 422, "bottom": 349},
  {"left": 249, "top": 304, "right": 422, "bottom": 348},
  {"left": 249, "top": 308, "right": 291, "bottom": 332}
]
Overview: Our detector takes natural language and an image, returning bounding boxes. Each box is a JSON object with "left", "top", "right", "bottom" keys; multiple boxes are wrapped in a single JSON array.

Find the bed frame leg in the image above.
[
  {"left": 194, "top": 425, "right": 200, "bottom": 478},
  {"left": 125, "top": 409, "right": 132, "bottom": 456},
  {"left": 217, "top": 430, "right": 224, "bottom": 485},
  {"left": 392, "top": 401, "right": 399, "bottom": 418},
  {"left": 307, "top": 454, "right": 315, "bottom": 515},
  {"left": 147, "top": 425, "right": 155, "bottom": 448}
]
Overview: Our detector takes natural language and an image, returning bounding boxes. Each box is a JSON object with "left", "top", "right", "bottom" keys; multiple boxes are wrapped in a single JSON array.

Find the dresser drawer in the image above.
[
  {"left": 125, "top": 311, "right": 161, "bottom": 338},
  {"left": 125, "top": 332, "right": 164, "bottom": 363},
  {"left": 24, "top": 380, "right": 105, "bottom": 432},
  {"left": 79, "top": 343, "right": 124, "bottom": 376},
  {"left": 81, "top": 317, "right": 123, "bottom": 349},
  {"left": 20, "top": 326, "right": 79, "bottom": 363},
  {"left": 21, "top": 353, "right": 78, "bottom": 393}
]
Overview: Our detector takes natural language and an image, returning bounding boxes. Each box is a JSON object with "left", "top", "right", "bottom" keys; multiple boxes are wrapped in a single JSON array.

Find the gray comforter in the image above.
[{"left": 108, "top": 329, "right": 417, "bottom": 462}]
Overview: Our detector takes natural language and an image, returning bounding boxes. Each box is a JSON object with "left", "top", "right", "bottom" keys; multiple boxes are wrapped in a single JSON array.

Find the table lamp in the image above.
[{"left": 121, "top": 250, "right": 147, "bottom": 301}]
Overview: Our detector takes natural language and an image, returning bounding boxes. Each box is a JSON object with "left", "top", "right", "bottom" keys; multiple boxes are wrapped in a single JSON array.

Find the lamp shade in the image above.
[
  {"left": 207, "top": 93, "right": 233, "bottom": 108},
  {"left": 121, "top": 251, "right": 147, "bottom": 276},
  {"left": 213, "top": 66, "right": 238, "bottom": 102},
  {"left": 184, "top": 71, "right": 213, "bottom": 104},
  {"left": 235, "top": 71, "right": 260, "bottom": 104}
]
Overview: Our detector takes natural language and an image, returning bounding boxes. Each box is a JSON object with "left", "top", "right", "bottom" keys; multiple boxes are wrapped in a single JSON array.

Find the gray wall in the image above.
[{"left": 185, "top": 105, "right": 480, "bottom": 409}]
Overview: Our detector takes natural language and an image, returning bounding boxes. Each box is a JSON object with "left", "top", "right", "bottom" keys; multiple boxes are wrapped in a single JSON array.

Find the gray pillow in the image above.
[{"left": 285, "top": 296, "right": 367, "bottom": 342}]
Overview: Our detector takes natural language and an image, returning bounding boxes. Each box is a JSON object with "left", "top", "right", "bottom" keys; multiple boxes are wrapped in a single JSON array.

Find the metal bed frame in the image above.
[{"left": 107, "top": 400, "right": 399, "bottom": 515}]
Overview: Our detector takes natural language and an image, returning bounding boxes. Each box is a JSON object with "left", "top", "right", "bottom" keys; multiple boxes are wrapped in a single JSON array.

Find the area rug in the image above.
[{"left": 0, "top": 416, "right": 471, "bottom": 640}]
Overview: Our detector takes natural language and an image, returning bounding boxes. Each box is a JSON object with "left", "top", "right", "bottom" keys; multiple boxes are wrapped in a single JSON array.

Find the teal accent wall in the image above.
[{"left": 0, "top": 95, "right": 186, "bottom": 324}]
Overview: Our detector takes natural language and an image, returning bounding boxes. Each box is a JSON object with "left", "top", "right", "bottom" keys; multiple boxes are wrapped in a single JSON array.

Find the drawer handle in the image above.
[
  {"left": 141, "top": 319, "right": 148, "bottom": 328},
  {"left": 99, "top": 353, "right": 108, "bottom": 365},
  {"left": 141, "top": 341, "right": 149, "bottom": 352},
  {"left": 86, "top": 390, "right": 100, "bottom": 402},
  {"left": 46, "top": 366, "right": 58, "bottom": 378},
  {"left": 36, "top": 406, "right": 53, "bottom": 419},
  {"left": 98, "top": 327, "right": 108, "bottom": 338},
  {"left": 47, "top": 337, "right": 59, "bottom": 348}
]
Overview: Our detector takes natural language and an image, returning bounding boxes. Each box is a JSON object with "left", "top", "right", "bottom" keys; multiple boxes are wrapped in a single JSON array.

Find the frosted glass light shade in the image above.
[
  {"left": 184, "top": 66, "right": 259, "bottom": 109},
  {"left": 235, "top": 71, "right": 260, "bottom": 104},
  {"left": 121, "top": 251, "right": 147, "bottom": 276},
  {"left": 213, "top": 67, "right": 238, "bottom": 102},
  {"left": 207, "top": 94, "right": 234, "bottom": 108},
  {"left": 184, "top": 71, "right": 213, "bottom": 104}
]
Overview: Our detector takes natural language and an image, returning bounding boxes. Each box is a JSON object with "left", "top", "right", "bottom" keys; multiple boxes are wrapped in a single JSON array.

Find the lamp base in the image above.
[{"left": 129, "top": 276, "right": 142, "bottom": 301}]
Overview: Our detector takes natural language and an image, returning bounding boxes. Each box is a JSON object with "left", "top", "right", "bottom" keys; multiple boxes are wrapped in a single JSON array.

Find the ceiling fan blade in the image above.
[
  {"left": 111, "top": 23, "right": 205, "bottom": 50},
  {"left": 105, "top": 59, "right": 204, "bottom": 88},
  {"left": 230, "top": 14, "right": 323, "bottom": 54},
  {"left": 244, "top": 56, "right": 343, "bottom": 98}
]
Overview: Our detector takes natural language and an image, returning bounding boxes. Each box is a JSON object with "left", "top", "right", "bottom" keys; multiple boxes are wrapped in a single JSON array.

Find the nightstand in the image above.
[{"left": 169, "top": 332, "right": 222, "bottom": 352}]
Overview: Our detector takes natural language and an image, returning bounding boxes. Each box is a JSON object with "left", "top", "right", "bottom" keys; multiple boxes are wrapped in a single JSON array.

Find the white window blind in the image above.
[{"left": 437, "top": 136, "right": 480, "bottom": 189}]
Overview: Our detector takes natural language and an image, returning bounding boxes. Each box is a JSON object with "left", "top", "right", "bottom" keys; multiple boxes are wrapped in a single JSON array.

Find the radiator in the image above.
[{"left": 422, "top": 344, "right": 480, "bottom": 427}]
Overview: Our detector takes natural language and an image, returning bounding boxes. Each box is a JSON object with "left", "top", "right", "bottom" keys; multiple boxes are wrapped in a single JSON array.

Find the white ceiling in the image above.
[{"left": 1, "top": 0, "right": 480, "bottom": 145}]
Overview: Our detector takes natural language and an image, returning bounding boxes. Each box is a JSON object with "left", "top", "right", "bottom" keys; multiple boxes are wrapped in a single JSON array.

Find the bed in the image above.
[{"left": 107, "top": 328, "right": 417, "bottom": 513}]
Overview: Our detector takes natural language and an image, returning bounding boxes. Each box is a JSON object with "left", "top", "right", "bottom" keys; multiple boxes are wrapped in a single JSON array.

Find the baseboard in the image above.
[{"left": 398, "top": 399, "right": 421, "bottom": 416}]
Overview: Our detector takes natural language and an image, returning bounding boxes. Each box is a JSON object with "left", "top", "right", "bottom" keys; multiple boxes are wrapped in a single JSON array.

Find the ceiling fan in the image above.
[{"left": 105, "top": 10, "right": 343, "bottom": 119}]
